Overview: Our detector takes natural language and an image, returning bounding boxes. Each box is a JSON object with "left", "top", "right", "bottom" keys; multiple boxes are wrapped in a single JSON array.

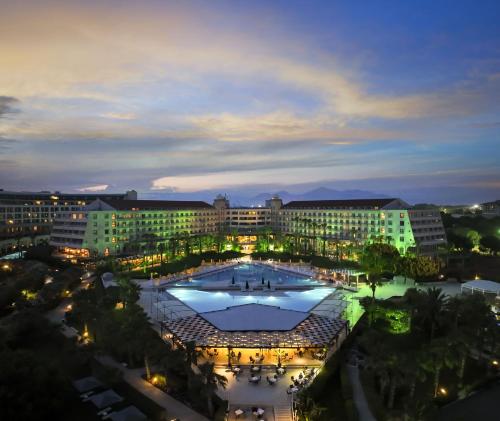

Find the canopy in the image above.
[{"left": 461, "top": 280, "right": 500, "bottom": 295}]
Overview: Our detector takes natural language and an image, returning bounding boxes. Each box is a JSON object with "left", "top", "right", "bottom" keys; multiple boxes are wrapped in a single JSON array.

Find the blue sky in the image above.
[{"left": 0, "top": 0, "right": 499, "bottom": 203}]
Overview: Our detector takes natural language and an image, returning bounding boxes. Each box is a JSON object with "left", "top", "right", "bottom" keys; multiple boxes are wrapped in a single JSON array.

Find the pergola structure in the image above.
[
  {"left": 461, "top": 280, "right": 500, "bottom": 296},
  {"left": 164, "top": 303, "right": 348, "bottom": 349}
]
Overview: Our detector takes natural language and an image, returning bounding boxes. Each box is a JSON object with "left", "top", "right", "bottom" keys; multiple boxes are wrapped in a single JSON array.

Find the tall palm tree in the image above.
[
  {"left": 419, "top": 338, "right": 456, "bottom": 398},
  {"left": 419, "top": 287, "right": 447, "bottom": 341},
  {"left": 184, "top": 340, "right": 200, "bottom": 367},
  {"left": 197, "top": 362, "right": 227, "bottom": 417}
]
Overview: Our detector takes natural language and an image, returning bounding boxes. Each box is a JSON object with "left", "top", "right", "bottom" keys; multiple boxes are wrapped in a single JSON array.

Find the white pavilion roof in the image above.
[
  {"left": 199, "top": 303, "right": 308, "bottom": 331},
  {"left": 462, "top": 280, "right": 500, "bottom": 294}
]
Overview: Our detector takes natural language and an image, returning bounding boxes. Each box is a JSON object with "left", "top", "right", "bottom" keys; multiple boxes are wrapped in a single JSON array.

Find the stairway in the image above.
[{"left": 274, "top": 405, "right": 293, "bottom": 421}]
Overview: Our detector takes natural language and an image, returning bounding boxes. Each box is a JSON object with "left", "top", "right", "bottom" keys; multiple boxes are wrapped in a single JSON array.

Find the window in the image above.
[
  {"left": 400, "top": 236, "right": 404, "bottom": 242},
  {"left": 400, "top": 213, "right": 405, "bottom": 218},
  {"left": 400, "top": 221, "right": 405, "bottom": 226}
]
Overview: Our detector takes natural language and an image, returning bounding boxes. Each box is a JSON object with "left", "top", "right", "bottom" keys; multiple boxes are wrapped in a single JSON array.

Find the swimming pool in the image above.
[
  {"left": 173, "top": 263, "right": 323, "bottom": 287},
  {"left": 166, "top": 287, "right": 336, "bottom": 313}
]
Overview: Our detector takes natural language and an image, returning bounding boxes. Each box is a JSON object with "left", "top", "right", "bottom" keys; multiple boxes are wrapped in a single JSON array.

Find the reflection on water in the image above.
[
  {"left": 174, "top": 263, "right": 322, "bottom": 287},
  {"left": 167, "top": 287, "right": 336, "bottom": 313}
]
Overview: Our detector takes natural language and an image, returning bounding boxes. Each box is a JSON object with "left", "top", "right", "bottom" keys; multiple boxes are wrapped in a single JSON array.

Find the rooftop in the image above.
[
  {"left": 199, "top": 303, "right": 309, "bottom": 331},
  {"left": 461, "top": 280, "right": 500, "bottom": 294},
  {"left": 101, "top": 199, "right": 214, "bottom": 210},
  {"left": 282, "top": 198, "right": 400, "bottom": 209},
  {"left": 166, "top": 310, "right": 347, "bottom": 348}
]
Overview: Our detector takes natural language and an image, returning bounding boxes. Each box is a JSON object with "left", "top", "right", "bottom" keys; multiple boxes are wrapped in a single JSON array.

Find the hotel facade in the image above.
[
  {"left": 50, "top": 196, "right": 446, "bottom": 257},
  {"left": 0, "top": 189, "right": 136, "bottom": 255}
]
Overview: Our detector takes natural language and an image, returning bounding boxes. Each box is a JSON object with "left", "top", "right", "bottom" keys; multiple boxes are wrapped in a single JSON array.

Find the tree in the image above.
[
  {"left": 0, "top": 348, "right": 72, "bottom": 420},
  {"left": 184, "top": 341, "right": 200, "bottom": 367},
  {"left": 296, "top": 394, "right": 327, "bottom": 421},
  {"left": 416, "top": 287, "right": 447, "bottom": 341},
  {"left": 197, "top": 362, "right": 227, "bottom": 417},
  {"left": 116, "top": 276, "right": 141, "bottom": 308},
  {"left": 361, "top": 243, "right": 399, "bottom": 301},
  {"left": 398, "top": 255, "right": 439, "bottom": 283},
  {"left": 447, "top": 231, "right": 473, "bottom": 252},
  {"left": 480, "top": 235, "right": 500, "bottom": 255},
  {"left": 419, "top": 338, "right": 456, "bottom": 398}
]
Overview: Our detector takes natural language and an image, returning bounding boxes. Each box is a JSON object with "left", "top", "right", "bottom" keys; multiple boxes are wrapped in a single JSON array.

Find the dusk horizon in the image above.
[{"left": 1, "top": 0, "right": 499, "bottom": 203}]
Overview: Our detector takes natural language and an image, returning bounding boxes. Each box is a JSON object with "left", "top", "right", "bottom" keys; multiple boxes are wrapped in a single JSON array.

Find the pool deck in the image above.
[{"left": 136, "top": 260, "right": 325, "bottom": 290}]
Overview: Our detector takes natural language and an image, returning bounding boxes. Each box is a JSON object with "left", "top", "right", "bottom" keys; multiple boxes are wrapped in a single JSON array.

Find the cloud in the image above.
[
  {"left": 77, "top": 184, "right": 109, "bottom": 192},
  {"left": 188, "top": 111, "right": 403, "bottom": 142},
  {"left": 100, "top": 112, "right": 136, "bottom": 120},
  {"left": 0, "top": 96, "right": 19, "bottom": 118}
]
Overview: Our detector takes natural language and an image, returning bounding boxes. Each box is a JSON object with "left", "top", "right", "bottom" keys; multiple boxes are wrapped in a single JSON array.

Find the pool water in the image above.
[
  {"left": 174, "top": 263, "right": 322, "bottom": 287},
  {"left": 167, "top": 287, "right": 336, "bottom": 313}
]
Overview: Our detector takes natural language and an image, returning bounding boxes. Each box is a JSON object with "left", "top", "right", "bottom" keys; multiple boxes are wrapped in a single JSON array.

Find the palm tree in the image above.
[
  {"left": 184, "top": 340, "right": 200, "bottom": 367},
  {"left": 197, "top": 362, "right": 227, "bottom": 417},
  {"left": 419, "top": 338, "right": 456, "bottom": 398},
  {"left": 386, "top": 354, "right": 405, "bottom": 409},
  {"left": 418, "top": 287, "right": 447, "bottom": 341},
  {"left": 297, "top": 394, "right": 327, "bottom": 421}
]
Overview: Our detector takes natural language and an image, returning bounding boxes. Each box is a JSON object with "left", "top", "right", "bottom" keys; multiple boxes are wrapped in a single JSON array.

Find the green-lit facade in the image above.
[
  {"left": 50, "top": 199, "right": 218, "bottom": 257},
  {"left": 50, "top": 197, "right": 446, "bottom": 257}
]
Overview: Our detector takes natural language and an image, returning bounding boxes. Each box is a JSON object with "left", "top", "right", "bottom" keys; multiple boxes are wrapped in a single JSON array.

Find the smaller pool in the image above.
[
  {"left": 166, "top": 287, "right": 336, "bottom": 313},
  {"left": 173, "top": 263, "right": 322, "bottom": 287}
]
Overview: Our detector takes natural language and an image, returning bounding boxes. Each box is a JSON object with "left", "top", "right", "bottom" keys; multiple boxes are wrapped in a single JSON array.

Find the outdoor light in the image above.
[
  {"left": 2, "top": 264, "right": 10, "bottom": 270},
  {"left": 439, "top": 387, "right": 447, "bottom": 395},
  {"left": 492, "top": 360, "right": 498, "bottom": 366}
]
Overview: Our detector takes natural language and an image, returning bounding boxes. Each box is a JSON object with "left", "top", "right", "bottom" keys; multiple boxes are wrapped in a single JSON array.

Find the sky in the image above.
[{"left": 0, "top": 0, "right": 499, "bottom": 204}]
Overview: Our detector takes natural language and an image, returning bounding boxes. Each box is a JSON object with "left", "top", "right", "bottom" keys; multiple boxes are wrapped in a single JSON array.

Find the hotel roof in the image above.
[
  {"left": 282, "top": 198, "right": 400, "bottom": 209},
  {"left": 199, "top": 303, "right": 309, "bottom": 331},
  {"left": 166, "top": 308, "right": 347, "bottom": 348},
  {"left": 100, "top": 199, "right": 214, "bottom": 210}
]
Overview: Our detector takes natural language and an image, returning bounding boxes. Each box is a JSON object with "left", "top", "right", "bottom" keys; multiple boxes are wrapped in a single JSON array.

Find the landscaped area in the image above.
[{"left": 1, "top": 229, "right": 499, "bottom": 421}]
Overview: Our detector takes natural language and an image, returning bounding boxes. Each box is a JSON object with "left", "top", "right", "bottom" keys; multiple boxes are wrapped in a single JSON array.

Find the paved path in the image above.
[
  {"left": 96, "top": 355, "right": 209, "bottom": 421},
  {"left": 44, "top": 280, "right": 208, "bottom": 421},
  {"left": 347, "top": 365, "right": 376, "bottom": 421}
]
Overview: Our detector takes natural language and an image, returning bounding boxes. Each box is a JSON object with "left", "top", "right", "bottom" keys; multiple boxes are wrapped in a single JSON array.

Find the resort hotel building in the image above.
[
  {"left": 50, "top": 196, "right": 446, "bottom": 257},
  {"left": 0, "top": 189, "right": 136, "bottom": 256}
]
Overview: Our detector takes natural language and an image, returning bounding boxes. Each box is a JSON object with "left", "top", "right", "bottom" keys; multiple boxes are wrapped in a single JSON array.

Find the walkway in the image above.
[
  {"left": 96, "top": 355, "right": 209, "bottom": 421},
  {"left": 44, "top": 281, "right": 208, "bottom": 421},
  {"left": 346, "top": 365, "right": 376, "bottom": 421}
]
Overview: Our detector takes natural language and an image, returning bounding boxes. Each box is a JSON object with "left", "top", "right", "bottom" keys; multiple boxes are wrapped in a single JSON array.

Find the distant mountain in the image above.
[{"left": 141, "top": 186, "right": 389, "bottom": 206}]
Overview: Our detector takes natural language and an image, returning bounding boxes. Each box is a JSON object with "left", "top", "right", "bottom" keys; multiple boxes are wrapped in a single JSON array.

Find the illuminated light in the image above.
[
  {"left": 2, "top": 264, "right": 10, "bottom": 270},
  {"left": 492, "top": 360, "right": 498, "bottom": 366},
  {"left": 474, "top": 274, "right": 480, "bottom": 280},
  {"left": 66, "top": 304, "right": 73, "bottom": 311},
  {"left": 151, "top": 375, "right": 158, "bottom": 384},
  {"left": 439, "top": 387, "right": 447, "bottom": 395}
]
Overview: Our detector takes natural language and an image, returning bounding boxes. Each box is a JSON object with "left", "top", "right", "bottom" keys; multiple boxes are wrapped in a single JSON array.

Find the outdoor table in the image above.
[
  {"left": 252, "top": 366, "right": 260, "bottom": 372},
  {"left": 269, "top": 377, "right": 277, "bottom": 383},
  {"left": 257, "top": 408, "right": 265, "bottom": 415},
  {"left": 233, "top": 367, "right": 241, "bottom": 373},
  {"left": 251, "top": 376, "right": 259, "bottom": 381},
  {"left": 291, "top": 387, "right": 299, "bottom": 393},
  {"left": 277, "top": 367, "right": 285, "bottom": 374},
  {"left": 234, "top": 409, "right": 244, "bottom": 417}
]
